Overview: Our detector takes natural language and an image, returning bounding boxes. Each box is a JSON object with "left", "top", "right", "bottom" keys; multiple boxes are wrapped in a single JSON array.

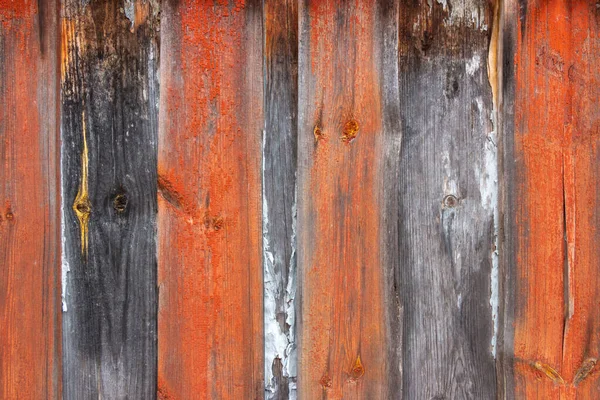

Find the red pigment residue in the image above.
[
  {"left": 1, "top": 1, "right": 59, "bottom": 398},
  {"left": 513, "top": 1, "right": 600, "bottom": 398},
  {"left": 0, "top": 0, "right": 36, "bottom": 21},
  {"left": 299, "top": 1, "right": 386, "bottom": 398},
  {"left": 158, "top": 1, "right": 262, "bottom": 399}
]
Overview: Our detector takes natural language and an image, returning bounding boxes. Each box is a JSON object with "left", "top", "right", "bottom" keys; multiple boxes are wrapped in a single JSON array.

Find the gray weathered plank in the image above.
[
  {"left": 61, "top": 1, "right": 159, "bottom": 398},
  {"left": 396, "top": 1, "right": 498, "bottom": 398},
  {"left": 264, "top": 0, "right": 299, "bottom": 398}
]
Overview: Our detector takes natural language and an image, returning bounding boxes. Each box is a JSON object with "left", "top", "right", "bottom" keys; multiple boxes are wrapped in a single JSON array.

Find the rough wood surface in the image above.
[
  {"left": 60, "top": 1, "right": 159, "bottom": 398},
  {"left": 0, "top": 1, "right": 61, "bottom": 398},
  {"left": 297, "top": 1, "right": 400, "bottom": 398},
  {"left": 264, "top": 0, "right": 298, "bottom": 398},
  {"left": 396, "top": 1, "right": 498, "bottom": 398},
  {"left": 505, "top": 0, "right": 600, "bottom": 398},
  {"left": 157, "top": 1, "right": 264, "bottom": 398},
  {"left": 3, "top": 2, "right": 600, "bottom": 399}
]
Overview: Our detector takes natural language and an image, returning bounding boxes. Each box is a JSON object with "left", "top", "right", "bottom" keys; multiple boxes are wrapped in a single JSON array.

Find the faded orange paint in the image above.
[
  {"left": 0, "top": 1, "right": 61, "bottom": 399},
  {"left": 298, "top": 1, "right": 388, "bottom": 398},
  {"left": 513, "top": 0, "right": 600, "bottom": 397},
  {"left": 157, "top": 1, "right": 263, "bottom": 399}
]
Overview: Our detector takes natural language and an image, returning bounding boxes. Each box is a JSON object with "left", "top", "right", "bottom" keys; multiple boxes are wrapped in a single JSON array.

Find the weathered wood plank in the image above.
[
  {"left": 264, "top": 0, "right": 298, "bottom": 398},
  {"left": 60, "top": 1, "right": 159, "bottom": 398},
  {"left": 297, "top": 1, "right": 400, "bottom": 398},
  {"left": 504, "top": 0, "right": 600, "bottom": 397},
  {"left": 0, "top": 1, "right": 61, "bottom": 398},
  {"left": 157, "top": 1, "right": 264, "bottom": 398},
  {"left": 396, "top": 1, "right": 497, "bottom": 398}
]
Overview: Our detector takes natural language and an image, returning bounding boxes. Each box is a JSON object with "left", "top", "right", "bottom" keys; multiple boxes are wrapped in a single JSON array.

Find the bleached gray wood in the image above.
[{"left": 395, "top": 1, "right": 498, "bottom": 398}]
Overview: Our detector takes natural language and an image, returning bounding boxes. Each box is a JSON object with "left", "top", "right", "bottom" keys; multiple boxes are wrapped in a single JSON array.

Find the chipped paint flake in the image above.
[
  {"left": 466, "top": 54, "right": 481, "bottom": 76},
  {"left": 436, "top": 0, "right": 488, "bottom": 29},
  {"left": 263, "top": 130, "right": 297, "bottom": 399},
  {"left": 124, "top": 0, "right": 135, "bottom": 28},
  {"left": 61, "top": 125, "right": 70, "bottom": 312}
]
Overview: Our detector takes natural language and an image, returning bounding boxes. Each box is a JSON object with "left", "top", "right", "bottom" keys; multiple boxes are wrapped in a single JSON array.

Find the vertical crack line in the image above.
[
  {"left": 73, "top": 109, "right": 91, "bottom": 258},
  {"left": 562, "top": 154, "right": 568, "bottom": 360},
  {"left": 562, "top": 149, "right": 575, "bottom": 360}
]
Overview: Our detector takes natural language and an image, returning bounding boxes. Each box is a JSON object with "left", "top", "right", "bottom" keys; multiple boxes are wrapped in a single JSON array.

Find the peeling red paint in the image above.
[
  {"left": 158, "top": 1, "right": 263, "bottom": 398},
  {"left": 298, "top": 1, "right": 387, "bottom": 398},
  {"left": 0, "top": 0, "right": 36, "bottom": 22},
  {"left": 513, "top": 0, "right": 600, "bottom": 397},
  {"left": 0, "top": 1, "right": 61, "bottom": 398}
]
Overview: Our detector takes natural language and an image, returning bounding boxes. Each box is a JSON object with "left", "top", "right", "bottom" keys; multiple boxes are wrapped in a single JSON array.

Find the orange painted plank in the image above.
[
  {"left": 0, "top": 1, "right": 61, "bottom": 399},
  {"left": 509, "top": 0, "right": 600, "bottom": 397},
  {"left": 157, "top": 1, "right": 264, "bottom": 398},
  {"left": 297, "top": 1, "right": 400, "bottom": 398}
]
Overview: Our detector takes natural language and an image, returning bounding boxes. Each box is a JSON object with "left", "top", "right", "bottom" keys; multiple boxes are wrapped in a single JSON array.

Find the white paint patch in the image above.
[
  {"left": 286, "top": 191, "right": 298, "bottom": 400},
  {"left": 263, "top": 130, "right": 297, "bottom": 399},
  {"left": 61, "top": 127, "right": 70, "bottom": 312},
  {"left": 435, "top": 0, "right": 488, "bottom": 30},
  {"left": 466, "top": 54, "right": 481, "bottom": 76},
  {"left": 476, "top": 102, "right": 499, "bottom": 357},
  {"left": 441, "top": 150, "right": 458, "bottom": 196},
  {"left": 124, "top": 0, "right": 135, "bottom": 29},
  {"left": 475, "top": 97, "right": 485, "bottom": 120}
]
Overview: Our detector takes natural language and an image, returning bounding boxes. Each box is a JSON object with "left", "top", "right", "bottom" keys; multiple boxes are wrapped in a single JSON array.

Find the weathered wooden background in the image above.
[{"left": 1, "top": 0, "right": 599, "bottom": 399}]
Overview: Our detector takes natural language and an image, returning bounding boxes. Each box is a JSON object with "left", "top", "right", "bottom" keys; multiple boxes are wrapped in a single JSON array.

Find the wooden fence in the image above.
[{"left": 1, "top": 0, "right": 599, "bottom": 399}]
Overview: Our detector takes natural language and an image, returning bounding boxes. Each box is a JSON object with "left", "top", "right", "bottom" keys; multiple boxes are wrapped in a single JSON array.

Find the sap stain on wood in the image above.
[
  {"left": 72, "top": 111, "right": 90, "bottom": 256},
  {"left": 61, "top": 1, "right": 159, "bottom": 398}
]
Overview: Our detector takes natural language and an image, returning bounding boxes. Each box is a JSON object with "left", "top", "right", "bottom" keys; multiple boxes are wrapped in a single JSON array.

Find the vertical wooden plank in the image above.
[
  {"left": 297, "top": 1, "right": 401, "bottom": 398},
  {"left": 61, "top": 1, "right": 159, "bottom": 398},
  {"left": 505, "top": 0, "right": 600, "bottom": 397},
  {"left": 157, "top": 1, "right": 264, "bottom": 398},
  {"left": 396, "top": 1, "right": 497, "bottom": 398},
  {"left": 264, "top": 0, "right": 298, "bottom": 398},
  {"left": 0, "top": 1, "right": 61, "bottom": 398}
]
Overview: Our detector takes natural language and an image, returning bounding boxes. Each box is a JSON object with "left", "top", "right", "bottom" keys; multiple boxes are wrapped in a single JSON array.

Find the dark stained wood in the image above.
[
  {"left": 264, "top": 0, "right": 298, "bottom": 398},
  {"left": 157, "top": 1, "right": 264, "bottom": 398},
  {"left": 396, "top": 0, "right": 498, "bottom": 398},
  {"left": 0, "top": 1, "right": 61, "bottom": 398},
  {"left": 60, "top": 1, "right": 159, "bottom": 398},
  {"left": 297, "top": 1, "right": 400, "bottom": 398},
  {"left": 504, "top": 0, "right": 600, "bottom": 398}
]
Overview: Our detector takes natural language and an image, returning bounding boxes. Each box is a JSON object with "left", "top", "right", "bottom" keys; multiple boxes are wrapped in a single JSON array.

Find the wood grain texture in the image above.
[
  {"left": 396, "top": 1, "right": 498, "bottom": 398},
  {"left": 0, "top": 1, "right": 61, "bottom": 398},
  {"left": 60, "top": 1, "right": 159, "bottom": 398},
  {"left": 264, "top": 0, "right": 298, "bottom": 398},
  {"left": 157, "top": 1, "right": 264, "bottom": 398},
  {"left": 297, "top": 1, "right": 400, "bottom": 398},
  {"left": 505, "top": 0, "right": 600, "bottom": 397}
]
